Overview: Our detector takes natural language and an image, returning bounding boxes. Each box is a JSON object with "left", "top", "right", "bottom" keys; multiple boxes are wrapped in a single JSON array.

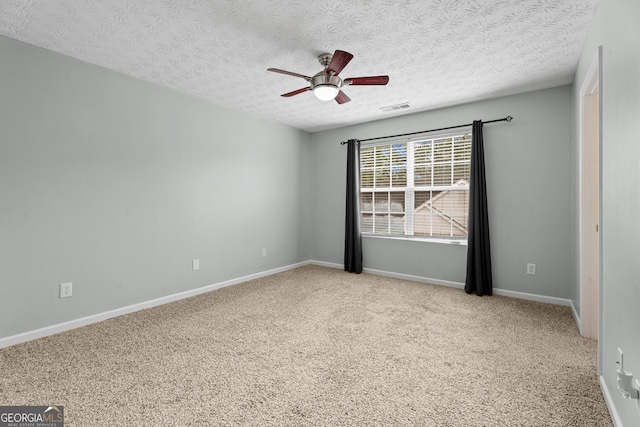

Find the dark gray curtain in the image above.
[
  {"left": 344, "top": 139, "right": 363, "bottom": 273},
  {"left": 465, "top": 121, "right": 493, "bottom": 296}
]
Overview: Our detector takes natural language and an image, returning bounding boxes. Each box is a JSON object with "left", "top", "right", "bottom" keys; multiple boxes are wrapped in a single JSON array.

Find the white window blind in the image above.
[{"left": 360, "top": 132, "right": 472, "bottom": 239}]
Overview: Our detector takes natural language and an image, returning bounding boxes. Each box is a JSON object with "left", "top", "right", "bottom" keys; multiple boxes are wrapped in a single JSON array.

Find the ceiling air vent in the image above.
[{"left": 381, "top": 103, "right": 411, "bottom": 113}]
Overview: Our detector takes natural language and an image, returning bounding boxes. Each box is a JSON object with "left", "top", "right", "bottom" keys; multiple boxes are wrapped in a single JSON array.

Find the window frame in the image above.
[{"left": 359, "top": 128, "right": 472, "bottom": 243}]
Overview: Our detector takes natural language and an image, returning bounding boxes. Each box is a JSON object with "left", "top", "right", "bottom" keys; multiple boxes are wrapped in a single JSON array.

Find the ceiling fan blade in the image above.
[
  {"left": 344, "top": 76, "right": 390, "bottom": 86},
  {"left": 326, "top": 50, "right": 353, "bottom": 75},
  {"left": 281, "top": 87, "right": 311, "bottom": 97},
  {"left": 267, "top": 68, "right": 312, "bottom": 81},
  {"left": 335, "top": 90, "right": 351, "bottom": 104}
]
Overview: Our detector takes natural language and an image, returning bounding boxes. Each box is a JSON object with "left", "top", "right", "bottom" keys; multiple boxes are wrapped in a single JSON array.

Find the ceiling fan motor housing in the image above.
[{"left": 311, "top": 72, "right": 342, "bottom": 90}]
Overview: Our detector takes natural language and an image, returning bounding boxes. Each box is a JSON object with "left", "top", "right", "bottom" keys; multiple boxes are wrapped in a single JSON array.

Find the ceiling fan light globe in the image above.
[{"left": 313, "top": 85, "right": 339, "bottom": 101}]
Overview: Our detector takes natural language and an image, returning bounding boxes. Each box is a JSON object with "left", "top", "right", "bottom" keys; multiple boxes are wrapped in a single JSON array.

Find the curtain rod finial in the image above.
[
  {"left": 506, "top": 115, "right": 513, "bottom": 122},
  {"left": 340, "top": 139, "right": 360, "bottom": 145}
]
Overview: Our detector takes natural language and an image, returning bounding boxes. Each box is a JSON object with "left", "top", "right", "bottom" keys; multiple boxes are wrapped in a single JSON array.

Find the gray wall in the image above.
[
  {"left": 573, "top": 0, "right": 640, "bottom": 424},
  {"left": 310, "top": 86, "right": 574, "bottom": 299},
  {"left": 0, "top": 36, "right": 312, "bottom": 339}
]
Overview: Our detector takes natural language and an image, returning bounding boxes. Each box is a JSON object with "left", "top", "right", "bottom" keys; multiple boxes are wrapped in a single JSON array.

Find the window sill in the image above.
[{"left": 362, "top": 233, "right": 468, "bottom": 246}]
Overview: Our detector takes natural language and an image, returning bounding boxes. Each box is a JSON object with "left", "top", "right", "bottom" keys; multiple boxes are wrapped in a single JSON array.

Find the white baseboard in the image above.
[
  {"left": 600, "top": 375, "right": 624, "bottom": 427},
  {"left": 491, "top": 287, "right": 574, "bottom": 307},
  {"left": 310, "top": 260, "right": 464, "bottom": 289},
  {"left": 309, "top": 260, "right": 343, "bottom": 270},
  {"left": 363, "top": 266, "right": 465, "bottom": 290},
  {"left": 310, "top": 260, "right": 574, "bottom": 307},
  {"left": 0, "top": 261, "right": 310, "bottom": 349},
  {"left": 570, "top": 300, "right": 582, "bottom": 334}
]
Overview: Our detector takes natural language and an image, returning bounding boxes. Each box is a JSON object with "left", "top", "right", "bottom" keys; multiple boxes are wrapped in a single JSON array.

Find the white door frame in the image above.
[{"left": 578, "top": 46, "right": 603, "bottom": 373}]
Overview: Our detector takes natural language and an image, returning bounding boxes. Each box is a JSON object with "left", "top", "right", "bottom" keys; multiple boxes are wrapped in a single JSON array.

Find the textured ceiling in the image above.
[{"left": 0, "top": 0, "right": 597, "bottom": 132}]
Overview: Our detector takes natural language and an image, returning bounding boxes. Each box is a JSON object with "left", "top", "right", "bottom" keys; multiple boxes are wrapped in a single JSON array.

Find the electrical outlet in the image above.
[
  {"left": 60, "top": 282, "right": 72, "bottom": 298},
  {"left": 527, "top": 263, "right": 536, "bottom": 275},
  {"left": 617, "top": 347, "right": 624, "bottom": 371},
  {"left": 192, "top": 259, "right": 200, "bottom": 271},
  {"left": 261, "top": 248, "right": 267, "bottom": 257}
]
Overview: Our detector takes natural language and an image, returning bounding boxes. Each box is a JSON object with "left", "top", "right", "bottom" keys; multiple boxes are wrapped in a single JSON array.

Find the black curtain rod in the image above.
[{"left": 340, "top": 115, "right": 513, "bottom": 145}]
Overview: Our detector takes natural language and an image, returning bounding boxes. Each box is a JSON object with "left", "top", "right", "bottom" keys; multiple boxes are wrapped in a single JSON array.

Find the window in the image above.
[{"left": 360, "top": 133, "right": 471, "bottom": 239}]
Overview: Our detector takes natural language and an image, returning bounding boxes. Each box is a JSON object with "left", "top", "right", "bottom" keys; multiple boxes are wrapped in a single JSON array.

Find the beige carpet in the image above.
[{"left": 0, "top": 265, "right": 611, "bottom": 426}]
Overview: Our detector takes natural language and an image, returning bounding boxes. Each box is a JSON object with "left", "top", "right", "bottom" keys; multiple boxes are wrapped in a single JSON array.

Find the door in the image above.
[{"left": 579, "top": 47, "right": 602, "bottom": 362}]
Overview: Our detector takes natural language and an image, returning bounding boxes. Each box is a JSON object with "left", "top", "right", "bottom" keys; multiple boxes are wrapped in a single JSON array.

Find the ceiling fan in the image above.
[{"left": 267, "top": 50, "right": 389, "bottom": 104}]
